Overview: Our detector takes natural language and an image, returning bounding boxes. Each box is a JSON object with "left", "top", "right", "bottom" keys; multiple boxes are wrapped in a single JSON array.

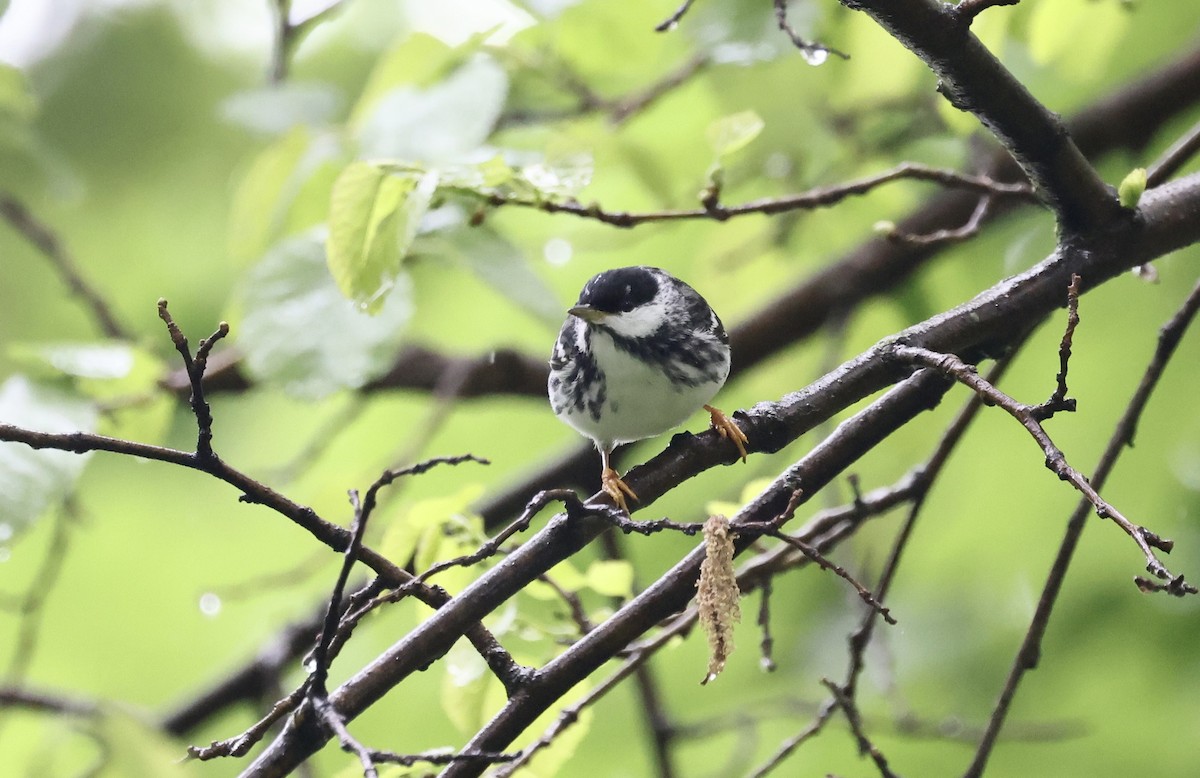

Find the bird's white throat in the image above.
[{"left": 596, "top": 293, "right": 673, "bottom": 339}]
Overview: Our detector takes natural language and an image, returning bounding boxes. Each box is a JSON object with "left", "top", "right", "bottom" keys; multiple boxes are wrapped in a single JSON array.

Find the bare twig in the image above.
[
  {"left": 1030, "top": 274, "right": 1081, "bottom": 420},
  {"left": 157, "top": 299, "right": 228, "bottom": 460},
  {"left": 0, "top": 192, "right": 130, "bottom": 340},
  {"left": 324, "top": 487, "right": 557, "bottom": 668},
  {"left": 841, "top": 355, "right": 1018, "bottom": 704},
  {"left": 312, "top": 695, "right": 378, "bottom": 778},
  {"left": 2, "top": 505, "right": 75, "bottom": 681},
  {"left": 162, "top": 614, "right": 323, "bottom": 735},
  {"left": 609, "top": 53, "right": 710, "bottom": 125},
  {"left": 474, "top": 163, "right": 1034, "bottom": 229},
  {"left": 1147, "top": 116, "right": 1200, "bottom": 187},
  {"left": 269, "top": 0, "right": 349, "bottom": 83},
  {"left": 0, "top": 685, "right": 101, "bottom": 717},
  {"left": 952, "top": 0, "right": 1020, "bottom": 25},
  {"left": 886, "top": 195, "right": 993, "bottom": 247},
  {"left": 311, "top": 455, "right": 489, "bottom": 678},
  {"left": 188, "top": 683, "right": 311, "bottom": 759},
  {"left": 822, "top": 679, "right": 901, "bottom": 778},
  {"left": 757, "top": 580, "right": 776, "bottom": 672},
  {"left": 654, "top": 0, "right": 697, "bottom": 32},
  {"left": 964, "top": 276, "right": 1200, "bottom": 776},
  {"left": 596, "top": 531, "right": 679, "bottom": 778},
  {"left": 535, "top": 573, "right": 595, "bottom": 636},
  {"left": 763, "top": 530, "right": 895, "bottom": 623},
  {"left": 893, "top": 344, "right": 1194, "bottom": 595},
  {"left": 843, "top": 0, "right": 1120, "bottom": 233},
  {"left": 773, "top": 0, "right": 850, "bottom": 62}
]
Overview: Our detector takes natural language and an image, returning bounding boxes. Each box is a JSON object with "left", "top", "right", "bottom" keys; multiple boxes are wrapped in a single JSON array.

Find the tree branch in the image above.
[
  {"left": 0, "top": 192, "right": 130, "bottom": 340},
  {"left": 477, "top": 45, "right": 1200, "bottom": 526},
  {"left": 893, "top": 344, "right": 1193, "bottom": 593},
  {"left": 964, "top": 274, "right": 1200, "bottom": 775},
  {"left": 241, "top": 170, "right": 1200, "bottom": 775},
  {"left": 133, "top": 43, "right": 1200, "bottom": 748},
  {"left": 839, "top": 0, "right": 1121, "bottom": 233}
]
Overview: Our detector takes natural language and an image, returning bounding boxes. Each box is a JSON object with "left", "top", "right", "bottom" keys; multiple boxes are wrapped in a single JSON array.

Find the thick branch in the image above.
[
  {"left": 964, "top": 276, "right": 1200, "bottom": 775},
  {"left": 242, "top": 173, "right": 1200, "bottom": 775},
  {"left": 478, "top": 46, "right": 1200, "bottom": 525},
  {"left": 839, "top": 0, "right": 1122, "bottom": 233},
  {"left": 149, "top": 43, "right": 1200, "bottom": 744}
]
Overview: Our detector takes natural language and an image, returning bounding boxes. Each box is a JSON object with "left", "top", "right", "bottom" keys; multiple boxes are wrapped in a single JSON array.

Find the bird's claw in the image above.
[
  {"left": 705, "top": 404, "right": 749, "bottom": 463},
  {"left": 601, "top": 467, "right": 638, "bottom": 513}
]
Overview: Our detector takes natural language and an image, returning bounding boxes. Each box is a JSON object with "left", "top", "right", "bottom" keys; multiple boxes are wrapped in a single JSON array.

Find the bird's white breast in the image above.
[{"left": 563, "top": 328, "right": 728, "bottom": 448}]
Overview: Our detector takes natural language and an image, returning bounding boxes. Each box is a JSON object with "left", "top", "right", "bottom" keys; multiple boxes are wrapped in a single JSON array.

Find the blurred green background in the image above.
[{"left": 2, "top": 1, "right": 1200, "bottom": 776}]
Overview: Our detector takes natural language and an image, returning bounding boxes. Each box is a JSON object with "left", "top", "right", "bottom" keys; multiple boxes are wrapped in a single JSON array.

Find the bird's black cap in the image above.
[{"left": 577, "top": 266, "right": 660, "bottom": 314}]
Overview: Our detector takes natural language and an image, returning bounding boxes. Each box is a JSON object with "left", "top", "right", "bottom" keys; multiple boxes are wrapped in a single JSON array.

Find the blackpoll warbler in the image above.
[{"left": 549, "top": 266, "right": 749, "bottom": 511}]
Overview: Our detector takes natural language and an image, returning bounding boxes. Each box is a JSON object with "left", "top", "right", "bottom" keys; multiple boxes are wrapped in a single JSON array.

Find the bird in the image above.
[{"left": 548, "top": 266, "right": 749, "bottom": 512}]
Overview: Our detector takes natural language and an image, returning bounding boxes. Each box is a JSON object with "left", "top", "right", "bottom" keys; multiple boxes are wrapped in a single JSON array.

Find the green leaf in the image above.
[
  {"left": 441, "top": 637, "right": 503, "bottom": 735},
  {"left": 220, "top": 82, "right": 342, "bottom": 134},
  {"left": 378, "top": 484, "right": 485, "bottom": 569},
  {"left": 545, "top": 558, "right": 587, "bottom": 591},
  {"left": 0, "top": 376, "right": 97, "bottom": 536},
  {"left": 94, "top": 709, "right": 199, "bottom": 777},
  {"left": 0, "top": 62, "right": 36, "bottom": 123},
  {"left": 519, "top": 147, "right": 594, "bottom": 197},
  {"left": 706, "top": 110, "right": 765, "bottom": 159},
  {"left": 517, "top": 681, "right": 594, "bottom": 777},
  {"left": 585, "top": 559, "right": 634, "bottom": 598},
  {"left": 7, "top": 341, "right": 165, "bottom": 402},
  {"left": 354, "top": 57, "right": 508, "bottom": 162},
  {"left": 11, "top": 342, "right": 134, "bottom": 380},
  {"left": 1119, "top": 167, "right": 1147, "bottom": 209},
  {"left": 1028, "top": 0, "right": 1131, "bottom": 81},
  {"left": 327, "top": 162, "right": 436, "bottom": 312},
  {"left": 230, "top": 127, "right": 346, "bottom": 265},
  {"left": 348, "top": 33, "right": 457, "bottom": 128},
  {"left": 476, "top": 154, "right": 517, "bottom": 188},
  {"left": 431, "top": 225, "right": 563, "bottom": 325},
  {"left": 237, "top": 231, "right": 412, "bottom": 398}
]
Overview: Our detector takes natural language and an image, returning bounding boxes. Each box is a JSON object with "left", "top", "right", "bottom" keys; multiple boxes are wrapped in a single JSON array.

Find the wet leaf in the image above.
[
  {"left": 237, "top": 231, "right": 412, "bottom": 398},
  {"left": 327, "top": 162, "right": 436, "bottom": 312},
  {"left": 0, "top": 376, "right": 97, "bottom": 536}
]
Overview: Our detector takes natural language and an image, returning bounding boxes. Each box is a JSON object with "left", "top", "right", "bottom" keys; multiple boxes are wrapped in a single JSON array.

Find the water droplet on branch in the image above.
[{"left": 802, "top": 48, "right": 829, "bottom": 67}]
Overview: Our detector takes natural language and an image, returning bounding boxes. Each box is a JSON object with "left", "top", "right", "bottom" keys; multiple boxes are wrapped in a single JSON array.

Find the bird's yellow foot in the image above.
[
  {"left": 602, "top": 467, "right": 638, "bottom": 513},
  {"left": 705, "top": 404, "right": 749, "bottom": 463}
]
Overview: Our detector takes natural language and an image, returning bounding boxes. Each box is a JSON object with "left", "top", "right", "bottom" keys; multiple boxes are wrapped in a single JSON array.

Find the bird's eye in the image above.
[{"left": 621, "top": 285, "right": 635, "bottom": 311}]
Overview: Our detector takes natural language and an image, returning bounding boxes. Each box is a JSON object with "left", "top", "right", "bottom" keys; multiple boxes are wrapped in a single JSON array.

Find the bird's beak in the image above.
[{"left": 568, "top": 305, "right": 609, "bottom": 324}]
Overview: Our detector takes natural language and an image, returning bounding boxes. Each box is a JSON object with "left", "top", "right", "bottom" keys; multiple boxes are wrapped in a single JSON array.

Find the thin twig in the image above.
[
  {"left": 893, "top": 344, "right": 1193, "bottom": 595},
  {"left": 654, "top": 0, "right": 697, "bottom": 32},
  {"left": 842, "top": 355, "right": 1019, "bottom": 702},
  {"left": 821, "top": 679, "right": 901, "bottom": 778},
  {"left": 1030, "top": 274, "right": 1081, "bottom": 420},
  {"left": 157, "top": 300, "right": 228, "bottom": 460},
  {"left": 764, "top": 530, "right": 895, "bottom": 624},
  {"left": 312, "top": 695, "right": 378, "bottom": 778},
  {"left": 610, "top": 53, "right": 710, "bottom": 125},
  {"left": 757, "top": 580, "right": 776, "bottom": 672},
  {"left": 187, "top": 683, "right": 311, "bottom": 759},
  {"left": 0, "top": 192, "right": 130, "bottom": 340},
  {"left": 473, "top": 164, "right": 1033, "bottom": 229},
  {"left": 887, "top": 195, "right": 993, "bottom": 246},
  {"left": 964, "top": 276, "right": 1200, "bottom": 776},
  {"left": 2, "top": 505, "right": 75, "bottom": 681},
  {"left": 0, "top": 685, "right": 100, "bottom": 717},
  {"left": 1146, "top": 116, "right": 1200, "bottom": 187},
  {"left": 269, "top": 0, "right": 349, "bottom": 83},
  {"left": 952, "top": 0, "right": 1021, "bottom": 26},
  {"left": 773, "top": 0, "right": 850, "bottom": 61}
]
